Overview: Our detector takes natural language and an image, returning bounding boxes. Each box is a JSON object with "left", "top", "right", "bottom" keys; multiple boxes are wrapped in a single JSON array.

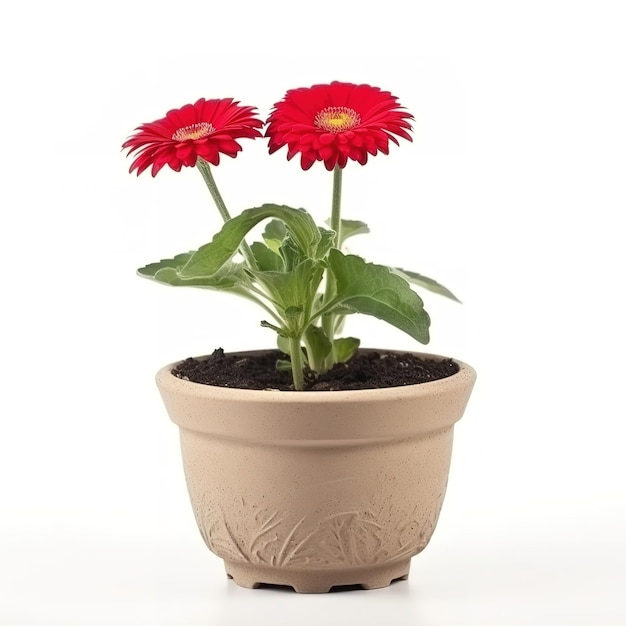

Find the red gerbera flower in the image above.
[
  {"left": 123, "top": 98, "right": 263, "bottom": 176},
  {"left": 265, "top": 82, "right": 413, "bottom": 171}
]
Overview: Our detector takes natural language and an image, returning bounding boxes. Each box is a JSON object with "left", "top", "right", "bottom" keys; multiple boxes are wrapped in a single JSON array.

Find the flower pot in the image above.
[{"left": 156, "top": 350, "right": 476, "bottom": 593}]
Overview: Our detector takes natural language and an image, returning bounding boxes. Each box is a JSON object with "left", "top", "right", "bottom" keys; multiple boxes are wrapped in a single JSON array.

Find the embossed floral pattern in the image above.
[{"left": 191, "top": 491, "right": 445, "bottom": 569}]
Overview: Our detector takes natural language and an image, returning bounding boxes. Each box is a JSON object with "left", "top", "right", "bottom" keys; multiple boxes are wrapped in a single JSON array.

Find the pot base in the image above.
[{"left": 224, "top": 559, "right": 410, "bottom": 593}]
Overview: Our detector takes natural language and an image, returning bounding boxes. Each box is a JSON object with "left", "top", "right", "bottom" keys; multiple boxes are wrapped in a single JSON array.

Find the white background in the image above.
[{"left": 1, "top": 1, "right": 625, "bottom": 624}]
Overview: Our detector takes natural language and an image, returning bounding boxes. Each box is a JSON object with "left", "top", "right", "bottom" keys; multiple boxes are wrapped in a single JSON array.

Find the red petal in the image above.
[
  {"left": 123, "top": 98, "right": 262, "bottom": 176},
  {"left": 266, "top": 82, "right": 413, "bottom": 171}
]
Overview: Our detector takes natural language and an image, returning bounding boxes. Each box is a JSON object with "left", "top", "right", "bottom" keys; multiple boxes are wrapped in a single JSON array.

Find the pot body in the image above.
[{"left": 156, "top": 350, "right": 476, "bottom": 593}]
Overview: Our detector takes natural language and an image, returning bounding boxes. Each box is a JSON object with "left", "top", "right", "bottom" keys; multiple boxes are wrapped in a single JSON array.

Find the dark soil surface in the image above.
[{"left": 172, "top": 349, "right": 460, "bottom": 391}]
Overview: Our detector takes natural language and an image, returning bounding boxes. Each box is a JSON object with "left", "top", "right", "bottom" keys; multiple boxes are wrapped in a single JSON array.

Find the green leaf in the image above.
[
  {"left": 138, "top": 254, "right": 243, "bottom": 288},
  {"left": 138, "top": 252, "right": 194, "bottom": 278},
  {"left": 333, "top": 337, "right": 360, "bottom": 363},
  {"left": 262, "top": 219, "right": 287, "bottom": 254},
  {"left": 304, "top": 325, "right": 332, "bottom": 369},
  {"left": 284, "top": 306, "right": 304, "bottom": 319},
  {"left": 253, "top": 259, "right": 324, "bottom": 319},
  {"left": 326, "top": 250, "right": 430, "bottom": 344},
  {"left": 251, "top": 242, "right": 284, "bottom": 272},
  {"left": 339, "top": 219, "right": 370, "bottom": 241},
  {"left": 325, "top": 218, "right": 370, "bottom": 243},
  {"left": 276, "top": 359, "right": 293, "bottom": 373},
  {"left": 315, "top": 227, "right": 336, "bottom": 259},
  {"left": 392, "top": 267, "right": 461, "bottom": 302},
  {"left": 276, "top": 335, "right": 291, "bottom": 355},
  {"left": 179, "top": 204, "right": 321, "bottom": 279},
  {"left": 279, "top": 235, "right": 304, "bottom": 271}
]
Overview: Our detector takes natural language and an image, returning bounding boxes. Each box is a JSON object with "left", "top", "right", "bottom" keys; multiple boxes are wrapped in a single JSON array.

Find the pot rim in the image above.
[{"left": 155, "top": 348, "right": 476, "bottom": 406}]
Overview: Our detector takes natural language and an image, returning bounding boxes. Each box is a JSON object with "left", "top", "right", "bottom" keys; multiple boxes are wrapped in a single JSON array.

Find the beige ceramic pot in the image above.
[{"left": 156, "top": 350, "right": 476, "bottom": 593}]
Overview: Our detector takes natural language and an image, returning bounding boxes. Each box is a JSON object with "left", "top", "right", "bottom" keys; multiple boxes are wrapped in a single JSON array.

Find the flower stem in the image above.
[
  {"left": 196, "top": 158, "right": 257, "bottom": 270},
  {"left": 196, "top": 158, "right": 231, "bottom": 222},
  {"left": 322, "top": 166, "right": 343, "bottom": 366},
  {"left": 330, "top": 165, "right": 343, "bottom": 246},
  {"left": 289, "top": 336, "right": 305, "bottom": 391}
]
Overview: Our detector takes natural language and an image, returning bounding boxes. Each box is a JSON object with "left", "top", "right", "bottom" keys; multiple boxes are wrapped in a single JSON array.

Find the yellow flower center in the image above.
[
  {"left": 172, "top": 122, "right": 215, "bottom": 141},
  {"left": 314, "top": 107, "right": 361, "bottom": 133}
]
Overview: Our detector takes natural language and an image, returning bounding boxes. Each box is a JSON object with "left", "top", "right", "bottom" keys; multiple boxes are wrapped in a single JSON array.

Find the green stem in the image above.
[
  {"left": 322, "top": 166, "right": 343, "bottom": 366},
  {"left": 302, "top": 336, "right": 317, "bottom": 374},
  {"left": 196, "top": 158, "right": 231, "bottom": 222},
  {"left": 288, "top": 336, "right": 305, "bottom": 391},
  {"left": 330, "top": 165, "right": 343, "bottom": 246},
  {"left": 196, "top": 158, "right": 257, "bottom": 270},
  {"left": 235, "top": 288, "right": 282, "bottom": 323}
]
